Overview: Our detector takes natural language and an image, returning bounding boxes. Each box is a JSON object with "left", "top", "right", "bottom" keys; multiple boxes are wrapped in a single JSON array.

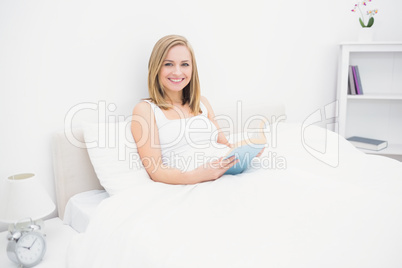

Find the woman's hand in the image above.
[
  {"left": 188, "top": 155, "right": 239, "bottom": 183},
  {"left": 225, "top": 143, "right": 234, "bottom": 149}
]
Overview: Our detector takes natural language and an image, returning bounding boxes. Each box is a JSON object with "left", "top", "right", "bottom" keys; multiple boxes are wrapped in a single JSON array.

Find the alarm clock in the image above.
[{"left": 6, "top": 219, "right": 47, "bottom": 267}]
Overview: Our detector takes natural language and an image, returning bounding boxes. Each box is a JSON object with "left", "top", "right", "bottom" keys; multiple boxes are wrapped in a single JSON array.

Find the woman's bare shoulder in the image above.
[{"left": 132, "top": 100, "right": 152, "bottom": 116}]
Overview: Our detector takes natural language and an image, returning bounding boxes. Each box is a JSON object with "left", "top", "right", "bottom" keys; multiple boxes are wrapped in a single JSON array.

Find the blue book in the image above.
[
  {"left": 224, "top": 143, "right": 265, "bottom": 175},
  {"left": 223, "top": 121, "right": 268, "bottom": 175}
]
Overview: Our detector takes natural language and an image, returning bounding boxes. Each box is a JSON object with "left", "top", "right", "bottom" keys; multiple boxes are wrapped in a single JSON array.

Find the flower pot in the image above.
[{"left": 358, "top": 27, "right": 374, "bottom": 42}]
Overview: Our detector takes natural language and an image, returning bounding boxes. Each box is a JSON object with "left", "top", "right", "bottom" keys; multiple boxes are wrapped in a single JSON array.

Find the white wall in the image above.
[{"left": 1, "top": 0, "right": 401, "bottom": 230}]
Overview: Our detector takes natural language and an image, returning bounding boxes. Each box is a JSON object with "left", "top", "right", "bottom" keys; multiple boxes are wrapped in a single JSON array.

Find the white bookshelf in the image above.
[
  {"left": 347, "top": 93, "right": 402, "bottom": 100},
  {"left": 337, "top": 42, "right": 402, "bottom": 157}
]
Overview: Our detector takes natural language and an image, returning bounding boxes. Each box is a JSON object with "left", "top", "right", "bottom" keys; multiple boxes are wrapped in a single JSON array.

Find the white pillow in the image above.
[{"left": 83, "top": 117, "right": 151, "bottom": 196}]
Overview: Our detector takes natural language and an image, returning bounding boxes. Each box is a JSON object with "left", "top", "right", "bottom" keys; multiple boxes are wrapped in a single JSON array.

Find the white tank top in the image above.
[{"left": 143, "top": 100, "right": 229, "bottom": 171}]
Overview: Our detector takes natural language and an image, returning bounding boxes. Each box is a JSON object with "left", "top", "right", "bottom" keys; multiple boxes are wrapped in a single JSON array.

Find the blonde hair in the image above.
[{"left": 148, "top": 35, "right": 201, "bottom": 115}]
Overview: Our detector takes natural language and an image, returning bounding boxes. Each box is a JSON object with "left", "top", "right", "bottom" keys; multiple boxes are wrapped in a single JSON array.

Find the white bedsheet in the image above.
[
  {"left": 67, "top": 123, "right": 402, "bottom": 268},
  {"left": 63, "top": 190, "right": 109, "bottom": 233}
]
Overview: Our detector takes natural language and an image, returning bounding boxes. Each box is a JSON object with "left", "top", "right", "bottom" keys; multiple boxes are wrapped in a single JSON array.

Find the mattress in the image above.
[{"left": 63, "top": 190, "right": 109, "bottom": 233}]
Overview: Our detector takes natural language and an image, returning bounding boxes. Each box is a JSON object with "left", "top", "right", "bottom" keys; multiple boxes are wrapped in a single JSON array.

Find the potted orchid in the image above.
[{"left": 351, "top": 0, "right": 378, "bottom": 28}]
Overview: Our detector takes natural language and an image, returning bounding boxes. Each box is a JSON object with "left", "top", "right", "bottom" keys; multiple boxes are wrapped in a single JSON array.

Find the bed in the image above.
[{"left": 52, "top": 102, "right": 402, "bottom": 268}]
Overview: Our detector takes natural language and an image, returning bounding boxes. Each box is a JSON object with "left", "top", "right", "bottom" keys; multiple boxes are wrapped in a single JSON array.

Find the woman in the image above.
[{"left": 132, "top": 35, "right": 254, "bottom": 184}]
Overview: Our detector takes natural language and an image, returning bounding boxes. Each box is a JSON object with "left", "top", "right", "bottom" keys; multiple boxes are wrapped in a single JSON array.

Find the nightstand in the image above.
[{"left": 0, "top": 217, "right": 77, "bottom": 268}]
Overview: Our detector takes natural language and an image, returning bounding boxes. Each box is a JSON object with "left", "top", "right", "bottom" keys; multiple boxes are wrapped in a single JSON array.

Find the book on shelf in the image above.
[
  {"left": 347, "top": 136, "right": 388, "bottom": 151},
  {"left": 352, "top": 66, "right": 361, "bottom": 95},
  {"left": 348, "top": 65, "right": 364, "bottom": 95},
  {"left": 354, "top": 65, "right": 364, "bottom": 95},
  {"left": 348, "top": 66, "right": 357, "bottom": 95}
]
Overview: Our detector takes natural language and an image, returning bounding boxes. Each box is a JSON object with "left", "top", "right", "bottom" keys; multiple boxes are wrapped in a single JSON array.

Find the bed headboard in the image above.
[
  {"left": 51, "top": 102, "right": 285, "bottom": 220},
  {"left": 52, "top": 129, "right": 104, "bottom": 219}
]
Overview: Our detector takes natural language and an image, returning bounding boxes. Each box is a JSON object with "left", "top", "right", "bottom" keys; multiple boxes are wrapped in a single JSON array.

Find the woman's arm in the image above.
[
  {"left": 201, "top": 96, "right": 265, "bottom": 157},
  {"left": 200, "top": 96, "right": 232, "bottom": 147},
  {"left": 131, "top": 101, "right": 237, "bottom": 185}
]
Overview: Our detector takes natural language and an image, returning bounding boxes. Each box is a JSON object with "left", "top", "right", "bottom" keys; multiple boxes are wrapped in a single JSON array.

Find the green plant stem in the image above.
[{"left": 358, "top": 3, "right": 365, "bottom": 26}]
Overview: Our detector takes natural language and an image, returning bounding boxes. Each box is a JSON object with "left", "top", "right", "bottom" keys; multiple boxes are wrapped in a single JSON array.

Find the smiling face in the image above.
[{"left": 159, "top": 45, "right": 192, "bottom": 96}]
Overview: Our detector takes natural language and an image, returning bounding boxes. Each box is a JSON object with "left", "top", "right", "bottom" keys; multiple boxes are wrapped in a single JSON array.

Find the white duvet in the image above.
[{"left": 67, "top": 124, "right": 402, "bottom": 268}]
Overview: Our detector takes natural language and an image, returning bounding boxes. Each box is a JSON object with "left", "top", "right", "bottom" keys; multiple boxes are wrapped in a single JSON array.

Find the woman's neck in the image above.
[{"left": 165, "top": 91, "right": 183, "bottom": 106}]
